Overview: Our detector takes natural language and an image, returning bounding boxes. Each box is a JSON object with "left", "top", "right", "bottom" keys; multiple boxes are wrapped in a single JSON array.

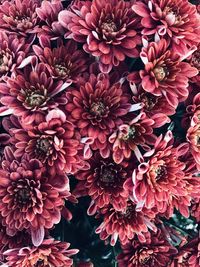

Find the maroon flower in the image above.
[
  {"left": 33, "top": 40, "right": 90, "bottom": 82},
  {"left": 95, "top": 201, "right": 157, "bottom": 246},
  {"left": 36, "top": 0, "right": 66, "bottom": 40},
  {"left": 117, "top": 229, "right": 177, "bottom": 267},
  {"left": 4, "top": 238, "right": 78, "bottom": 267},
  {"left": 139, "top": 39, "right": 198, "bottom": 108},
  {"left": 132, "top": 0, "right": 200, "bottom": 56},
  {"left": 187, "top": 114, "right": 200, "bottom": 171},
  {"left": 127, "top": 71, "right": 176, "bottom": 117},
  {"left": 0, "top": 32, "right": 30, "bottom": 80},
  {"left": 109, "top": 112, "right": 162, "bottom": 164},
  {"left": 65, "top": 73, "right": 131, "bottom": 158},
  {"left": 0, "top": 0, "right": 40, "bottom": 37},
  {"left": 129, "top": 131, "right": 192, "bottom": 216},
  {"left": 0, "top": 63, "right": 69, "bottom": 125},
  {"left": 9, "top": 110, "right": 85, "bottom": 175},
  {"left": 75, "top": 152, "right": 130, "bottom": 213},
  {"left": 0, "top": 146, "right": 70, "bottom": 246},
  {"left": 58, "top": 0, "right": 141, "bottom": 73}
]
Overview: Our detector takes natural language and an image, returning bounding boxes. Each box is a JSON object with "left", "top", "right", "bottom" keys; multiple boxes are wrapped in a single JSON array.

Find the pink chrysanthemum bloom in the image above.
[
  {"left": 9, "top": 110, "right": 85, "bottom": 175},
  {"left": 127, "top": 71, "right": 175, "bottom": 117},
  {"left": 132, "top": 0, "right": 200, "bottom": 56},
  {"left": 0, "top": 32, "right": 31, "bottom": 80},
  {"left": 109, "top": 111, "right": 168, "bottom": 164},
  {"left": 58, "top": 0, "right": 141, "bottom": 73},
  {"left": 3, "top": 238, "right": 78, "bottom": 267},
  {"left": 139, "top": 39, "right": 198, "bottom": 108},
  {"left": 117, "top": 229, "right": 177, "bottom": 267},
  {"left": 0, "top": 0, "right": 40, "bottom": 37},
  {"left": 95, "top": 201, "right": 157, "bottom": 246},
  {"left": 129, "top": 131, "right": 191, "bottom": 216},
  {"left": 65, "top": 73, "right": 131, "bottom": 158},
  {"left": 0, "top": 63, "right": 69, "bottom": 125},
  {"left": 0, "top": 146, "right": 70, "bottom": 246},
  {"left": 33, "top": 40, "right": 90, "bottom": 82},
  {"left": 36, "top": 0, "right": 66, "bottom": 40},
  {"left": 187, "top": 113, "right": 200, "bottom": 170},
  {"left": 74, "top": 152, "right": 130, "bottom": 213}
]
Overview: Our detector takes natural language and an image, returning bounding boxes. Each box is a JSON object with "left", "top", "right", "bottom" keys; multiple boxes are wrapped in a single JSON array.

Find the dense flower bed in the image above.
[{"left": 0, "top": 0, "right": 199, "bottom": 266}]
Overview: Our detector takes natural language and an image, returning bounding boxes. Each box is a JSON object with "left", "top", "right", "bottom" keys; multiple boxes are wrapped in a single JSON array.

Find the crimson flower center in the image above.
[
  {"left": 191, "top": 50, "right": 200, "bottom": 69},
  {"left": 155, "top": 165, "right": 167, "bottom": 181},
  {"left": 36, "top": 137, "right": 53, "bottom": 156},
  {"left": 153, "top": 66, "right": 168, "bottom": 81},
  {"left": 90, "top": 101, "right": 106, "bottom": 116},
  {"left": 121, "top": 126, "right": 136, "bottom": 141},
  {"left": 142, "top": 94, "right": 157, "bottom": 110},
  {"left": 101, "top": 19, "right": 117, "bottom": 34},
  {"left": 54, "top": 61, "right": 72, "bottom": 78},
  {"left": 138, "top": 249, "right": 153, "bottom": 265},
  {"left": 15, "top": 187, "right": 31, "bottom": 205},
  {"left": 100, "top": 166, "right": 116, "bottom": 186},
  {"left": 34, "top": 259, "right": 45, "bottom": 267},
  {"left": 164, "top": 6, "right": 181, "bottom": 25},
  {"left": 24, "top": 87, "right": 47, "bottom": 108}
]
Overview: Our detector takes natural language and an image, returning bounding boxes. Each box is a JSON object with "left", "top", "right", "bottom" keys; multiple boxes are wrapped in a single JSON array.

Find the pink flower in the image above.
[
  {"left": 4, "top": 238, "right": 78, "bottom": 267},
  {"left": 65, "top": 73, "right": 131, "bottom": 158},
  {"left": 132, "top": 0, "right": 200, "bottom": 56},
  {"left": 8, "top": 110, "right": 85, "bottom": 175},
  {"left": 0, "top": 0, "right": 40, "bottom": 37},
  {"left": 0, "top": 146, "right": 70, "bottom": 246},
  {"left": 36, "top": 0, "right": 66, "bottom": 40},
  {"left": 0, "top": 63, "right": 69, "bottom": 125},
  {"left": 75, "top": 152, "right": 130, "bottom": 213},
  {"left": 33, "top": 40, "right": 90, "bottom": 82},
  {"left": 139, "top": 39, "right": 198, "bottom": 108},
  {"left": 95, "top": 202, "right": 157, "bottom": 246},
  {"left": 58, "top": 0, "right": 141, "bottom": 73},
  {"left": 117, "top": 229, "right": 177, "bottom": 267},
  {"left": 129, "top": 131, "right": 192, "bottom": 216},
  {"left": 109, "top": 112, "right": 162, "bottom": 164}
]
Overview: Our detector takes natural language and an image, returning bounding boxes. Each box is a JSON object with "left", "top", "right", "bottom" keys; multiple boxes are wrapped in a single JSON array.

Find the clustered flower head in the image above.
[{"left": 0, "top": 0, "right": 199, "bottom": 266}]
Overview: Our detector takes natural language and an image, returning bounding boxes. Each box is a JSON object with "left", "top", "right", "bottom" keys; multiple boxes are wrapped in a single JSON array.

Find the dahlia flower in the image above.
[
  {"left": 117, "top": 229, "right": 177, "bottom": 267},
  {"left": 139, "top": 39, "right": 198, "bottom": 108},
  {"left": 129, "top": 131, "right": 192, "bottom": 216},
  {"left": 109, "top": 111, "right": 168, "bottom": 164},
  {"left": 0, "top": 32, "right": 30, "bottom": 80},
  {"left": 0, "top": 63, "right": 69, "bottom": 125},
  {"left": 65, "top": 73, "right": 131, "bottom": 158},
  {"left": 36, "top": 0, "right": 66, "bottom": 40},
  {"left": 75, "top": 152, "right": 130, "bottom": 213},
  {"left": 33, "top": 40, "right": 90, "bottom": 82},
  {"left": 95, "top": 202, "right": 157, "bottom": 246},
  {"left": 3, "top": 238, "right": 78, "bottom": 267},
  {"left": 0, "top": 146, "right": 70, "bottom": 246},
  {"left": 10, "top": 109, "right": 85, "bottom": 174},
  {"left": 0, "top": 0, "right": 40, "bottom": 37},
  {"left": 132, "top": 0, "right": 200, "bottom": 56},
  {"left": 58, "top": 0, "right": 141, "bottom": 73},
  {"left": 127, "top": 71, "right": 175, "bottom": 117}
]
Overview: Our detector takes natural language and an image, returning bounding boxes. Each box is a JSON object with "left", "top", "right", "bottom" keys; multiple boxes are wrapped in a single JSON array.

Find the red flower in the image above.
[
  {"left": 0, "top": 63, "right": 69, "bottom": 125},
  {"left": 9, "top": 110, "right": 85, "bottom": 175},
  {"left": 132, "top": 0, "right": 200, "bottom": 56},
  {"left": 129, "top": 131, "right": 191, "bottom": 216},
  {"left": 109, "top": 112, "right": 161, "bottom": 164},
  {"left": 0, "top": 146, "right": 70, "bottom": 246},
  {"left": 4, "top": 238, "right": 78, "bottom": 267},
  {"left": 0, "top": 32, "right": 31, "bottom": 80},
  {"left": 58, "top": 0, "right": 141, "bottom": 73},
  {"left": 95, "top": 202, "right": 157, "bottom": 246},
  {"left": 33, "top": 40, "right": 90, "bottom": 82},
  {"left": 75, "top": 152, "right": 130, "bottom": 213},
  {"left": 0, "top": 0, "right": 40, "bottom": 37},
  {"left": 36, "top": 0, "right": 66, "bottom": 40},
  {"left": 117, "top": 229, "right": 177, "bottom": 267},
  {"left": 127, "top": 71, "right": 175, "bottom": 117},
  {"left": 139, "top": 39, "right": 198, "bottom": 108},
  {"left": 187, "top": 114, "right": 200, "bottom": 170},
  {"left": 65, "top": 73, "right": 131, "bottom": 158}
]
